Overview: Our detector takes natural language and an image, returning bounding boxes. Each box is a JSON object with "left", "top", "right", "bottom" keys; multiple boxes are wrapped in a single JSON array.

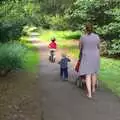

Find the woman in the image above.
[{"left": 79, "top": 23, "right": 100, "bottom": 98}]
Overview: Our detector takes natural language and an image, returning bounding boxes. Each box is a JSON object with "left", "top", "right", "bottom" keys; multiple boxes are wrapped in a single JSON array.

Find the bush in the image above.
[
  {"left": 0, "top": 0, "right": 37, "bottom": 43},
  {"left": 0, "top": 21, "right": 26, "bottom": 43},
  {"left": 99, "top": 39, "right": 120, "bottom": 58},
  {"left": 32, "top": 15, "right": 51, "bottom": 29},
  {"left": 49, "top": 15, "right": 68, "bottom": 30},
  {"left": 100, "top": 41, "right": 108, "bottom": 56},
  {"left": 32, "top": 14, "right": 69, "bottom": 30},
  {"left": 108, "top": 39, "right": 120, "bottom": 57},
  {"left": 96, "top": 22, "right": 120, "bottom": 40},
  {"left": 0, "top": 42, "right": 27, "bottom": 76}
]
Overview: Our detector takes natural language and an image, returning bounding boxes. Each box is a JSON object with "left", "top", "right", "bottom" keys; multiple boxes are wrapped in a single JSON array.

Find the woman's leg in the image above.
[
  {"left": 91, "top": 73, "right": 97, "bottom": 93},
  {"left": 86, "top": 74, "right": 92, "bottom": 98}
]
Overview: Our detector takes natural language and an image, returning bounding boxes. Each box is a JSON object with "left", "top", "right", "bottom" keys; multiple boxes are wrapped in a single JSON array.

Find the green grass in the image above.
[
  {"left": 20, "top": 36, "right": 40, "bottom": 72},
  {"left": 23, "top": 50, "right": 39, "bottom": 72},
  {"left": 39, "top": 30, "right": 120, "bottom": 96},
  {"left": 100, "top": 58, "right": 120, "bottom": 96},
  {"left": 39, "top": 30, "right": 81, "bottom": 43}
]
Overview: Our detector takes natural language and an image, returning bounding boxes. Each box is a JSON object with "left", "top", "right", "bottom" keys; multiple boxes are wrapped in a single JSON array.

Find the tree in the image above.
[
  {"left": 66, "top": 0, "right": 120, "bottom": 29},
  {"left": 0, "top": 0, "right": 37, "bottom": 42},
  {"left": 39, "top": 0, "right": 75, "bottom": 15}
]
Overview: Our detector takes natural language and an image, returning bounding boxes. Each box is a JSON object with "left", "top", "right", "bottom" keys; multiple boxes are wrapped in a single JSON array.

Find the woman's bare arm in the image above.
[
  {"left": 79, "top": 40, "right": 83, "bottom": 61},
  {"left": 97, "top": 43, "right": 100, "bottom": 49},
  {"left": 97, "top": 35, "right": 101, "bottom": 49}
]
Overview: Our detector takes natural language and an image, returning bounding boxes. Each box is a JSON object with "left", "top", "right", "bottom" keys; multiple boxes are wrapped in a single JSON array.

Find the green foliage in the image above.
[
  {"left": 100, "top": 41, "right": 108, "bottom": 56},
  {"left": 96, "top": 22, "right": 120, "bottom": 57},
  {"left": 36, "top": 15, "right": 51, "bottom": 29},
  {"left": 39, "top": 0, "right": 74, "bottom": 15},
  {"left": 32, "top": 0, "right": 75, "bottom": 30},
  {"left": 108, "top": 40, "right": 120, "bottom": 57},
  {"left": 0, "top": 0, "right": 38, "bottom": 43},
  {"left": 20, "top": 35, "right": 39, "bottom": 72},
  {"left": 86, "top": 0, "right": 116, "bottom": 26},
  {"left": 0, "top": 41, "right": 39, "bottom": 73},
  {"left": 49, "top": 15, "right": 68, "bottom": 30},
  {"left": 66, "top": 0, "right": 120, "bottom": 28},
  {"left": 65, "top": 0, "right": 89, "bottom": 29},
  {"left": 23, "top": 50, "right": 39, "bottom": 72},
  {"left": 65, "top": 0, "right": 120, "bottom": 57},
  {"left": 22, "top": 26, "right": 38, "bottom": 36},
  {"left": 1, "top": 0, "right": 120, "bottom": 58},
  {"left": 32, "top": 15, "right": 68, "bottom": 30},
  {"left": 0, "top": 0, "right": 26, "bottom": 42},
  {"left": 0, "top": 42, "right": 27, "bottom": 71},
  {"left": 39, "top": 30, "right": 81, "bottom": 42}
]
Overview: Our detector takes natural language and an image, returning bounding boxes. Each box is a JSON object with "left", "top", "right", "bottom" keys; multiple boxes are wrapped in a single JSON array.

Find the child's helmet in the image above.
[
  {"left": 62, "top": 53, "right": 66, "bottom": 57},
  {"left": 51, "top": 38, "right": 56, "bottom": 42}
]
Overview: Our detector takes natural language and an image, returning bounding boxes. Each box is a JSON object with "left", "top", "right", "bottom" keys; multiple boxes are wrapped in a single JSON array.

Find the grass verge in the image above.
[
  {"left": 20, "top": 36, "right": 40, "bottom": 72},
  {"left": 23, "top": 50, "right": 39, "bottom": 72}
]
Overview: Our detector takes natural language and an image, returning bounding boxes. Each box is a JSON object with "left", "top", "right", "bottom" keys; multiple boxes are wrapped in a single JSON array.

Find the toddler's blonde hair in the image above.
[{"left": 62, "top": 53, "right": 66, "bottom": 57}]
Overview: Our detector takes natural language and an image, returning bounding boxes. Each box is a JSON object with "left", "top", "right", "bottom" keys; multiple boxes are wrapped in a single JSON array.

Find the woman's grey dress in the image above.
[{"left": 79, "top": 33, "right": 100, "bottom": 75}]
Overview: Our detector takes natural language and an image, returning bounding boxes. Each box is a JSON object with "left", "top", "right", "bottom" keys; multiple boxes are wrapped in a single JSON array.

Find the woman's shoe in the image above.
[{"left": 87, "top": 95, "right": 92, "bottom": 99}]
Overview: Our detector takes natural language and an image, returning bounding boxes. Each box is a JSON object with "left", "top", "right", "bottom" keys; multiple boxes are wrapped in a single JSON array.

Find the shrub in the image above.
[
  {"left": 99, "top": 39, "right": 120, "bottom": 58},
  {"left": 108, "top": 39, "right": 120, "bottom": 57},
  {"left": 49, "top": 15, "right": 68, "bottom": 30},
  {"left": 100, "top": 41, "right": 108, "bottom": 56},
  {"left": 0, "top": 0, "right": 28, "bottom": 43},
  {"left": 32, "top": 15, "right": 51, "bottom": 29},
  {"left": 0, "top": 42, "right": 27, "bottom": 76}
]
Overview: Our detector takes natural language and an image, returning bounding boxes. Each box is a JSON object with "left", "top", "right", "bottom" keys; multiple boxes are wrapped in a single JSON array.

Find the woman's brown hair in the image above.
[{"left": 85, "top": 23, "right": 93, "bottom": 34}]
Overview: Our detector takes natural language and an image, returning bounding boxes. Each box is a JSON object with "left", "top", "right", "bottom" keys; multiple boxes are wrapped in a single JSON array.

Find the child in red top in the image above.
[
  {"left": 48, "top": 38, "right": 57, "bottom": 49},
  {"left": 48, "top": 38, "right": 57, "bottom": 61}
]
